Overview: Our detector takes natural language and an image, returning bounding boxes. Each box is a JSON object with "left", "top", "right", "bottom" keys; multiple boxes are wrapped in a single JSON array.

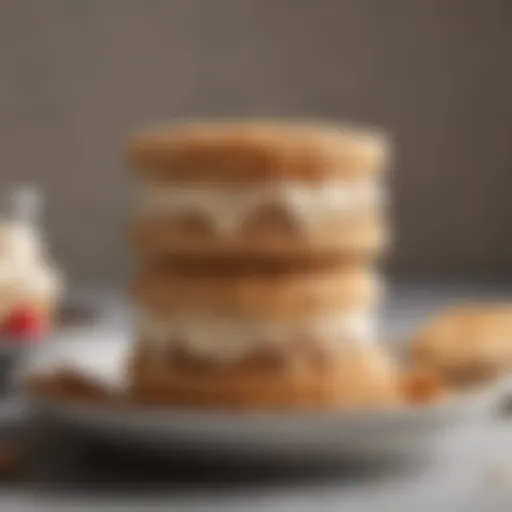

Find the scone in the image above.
[
  {"left": 126, "top": 119, "right": 395, "bottom": 410},
  {"left": 129, "top": 259, "right": 395, "bottom": 409},
  {"left": 129, "top": 121, "right": 391, "bottom": 260},
  {"left": 132, "top": 260, "right": 383, "bottom": 320},
  {"left": 410, "top": 303, "right": 512, "bottom": 384},
  {"left": 130, "top": 342, "right": 401, "bottom": 410},
  {"left": 132, "top": 263, "right": 379, "bottom": 362}
]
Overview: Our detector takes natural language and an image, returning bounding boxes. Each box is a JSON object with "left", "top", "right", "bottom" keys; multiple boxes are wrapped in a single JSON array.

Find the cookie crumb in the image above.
[{"left": 401, "top": 368, "right": 446, "bottom": 403}]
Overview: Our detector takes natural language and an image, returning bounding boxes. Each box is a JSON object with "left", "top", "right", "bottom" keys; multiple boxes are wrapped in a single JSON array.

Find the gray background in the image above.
[{"left": 0, "top": 0, "right": 511, "bottom": 285}]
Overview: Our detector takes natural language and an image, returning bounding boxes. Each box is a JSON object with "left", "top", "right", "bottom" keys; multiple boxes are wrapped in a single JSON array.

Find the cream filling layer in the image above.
[
  {"left": 139, "top": 310, "right": 376, "bottom": 363},
  {"left": 138, "top": 181, "right": 385, "bottom": 234}
]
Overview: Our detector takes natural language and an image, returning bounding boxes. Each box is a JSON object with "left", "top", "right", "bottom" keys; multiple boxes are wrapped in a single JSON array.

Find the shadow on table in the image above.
[{"left": 24, "top": 419, "right": 433, "bottom": 498}]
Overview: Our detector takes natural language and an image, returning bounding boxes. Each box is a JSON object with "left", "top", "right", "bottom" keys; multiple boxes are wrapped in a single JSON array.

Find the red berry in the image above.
[{"left": 2, "top": 305, "right": 47, "bottom": 340}]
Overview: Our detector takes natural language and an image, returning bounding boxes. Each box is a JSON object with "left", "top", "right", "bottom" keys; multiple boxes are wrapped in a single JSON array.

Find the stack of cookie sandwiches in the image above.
[{"left": 128, "top": 121, "right": 400, "bottom": 409}]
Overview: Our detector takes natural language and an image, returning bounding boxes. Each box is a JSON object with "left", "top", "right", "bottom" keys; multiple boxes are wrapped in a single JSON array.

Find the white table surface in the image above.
[{"left": 10, "top": 281, "right": 512, "bottom": 511}]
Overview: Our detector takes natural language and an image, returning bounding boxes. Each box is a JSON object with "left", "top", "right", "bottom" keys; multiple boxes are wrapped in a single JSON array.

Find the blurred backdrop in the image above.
[{"left": 0, "top": 0, "right": 511, "bottom": 286}]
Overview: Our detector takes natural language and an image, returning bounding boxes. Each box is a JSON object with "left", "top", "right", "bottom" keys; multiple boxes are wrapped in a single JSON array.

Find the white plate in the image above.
[
  {"left": 21, "top": 333, "right": 510, "bottom": 463},
  {"left": 28, "top": 381, "right": 508, "bottom": 463}
]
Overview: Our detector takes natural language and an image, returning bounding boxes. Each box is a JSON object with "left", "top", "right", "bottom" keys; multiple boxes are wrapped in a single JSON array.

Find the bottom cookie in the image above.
[{"left": 129, "top": 344, "right": 402, "bottom": 410}]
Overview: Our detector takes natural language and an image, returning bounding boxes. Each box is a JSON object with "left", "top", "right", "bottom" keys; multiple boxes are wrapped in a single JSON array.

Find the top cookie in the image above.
[{"left": 128, "top": 120, "right": 390, "bottom": 182}]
